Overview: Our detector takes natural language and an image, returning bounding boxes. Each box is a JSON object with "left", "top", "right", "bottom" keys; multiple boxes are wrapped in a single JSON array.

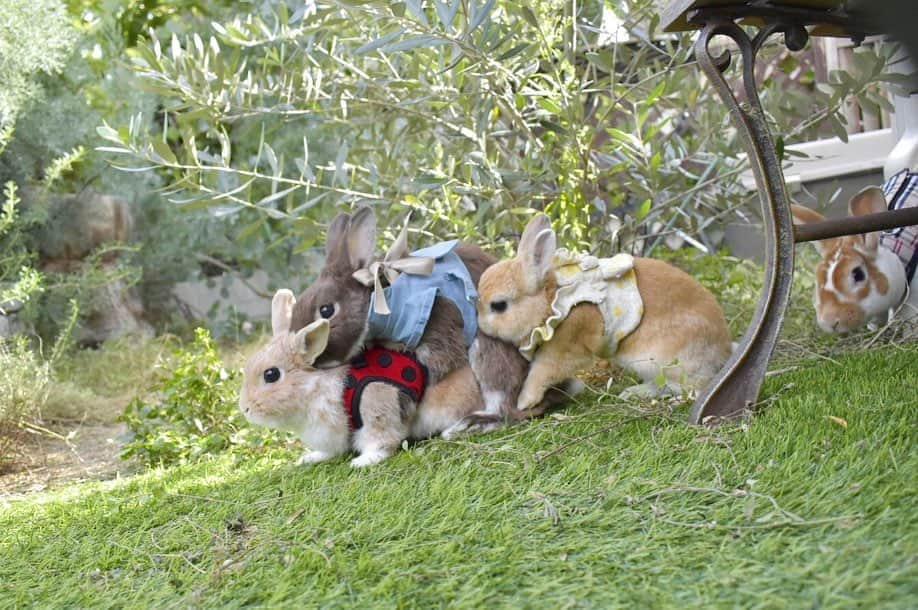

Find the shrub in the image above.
[
  {"left": 0, "top": 181, "right": 45, "bottom": 306},
  {"left": 99, "top": 0, "right": 899, "bottom": 271},
  {"left": 0, "top": 337, "right": 52, "bottom": 469},
  {"left": 120, "top": 327, "right": 278, "bottom": 466},
  {"left": 0, "top": 0, "right": 76, "bottom": 130}
]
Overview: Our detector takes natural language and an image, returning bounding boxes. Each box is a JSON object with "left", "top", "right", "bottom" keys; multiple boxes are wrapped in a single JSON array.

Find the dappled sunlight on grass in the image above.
[
  {"left": 2, "top": 342, "right": 915, "bottom": 606},
  {"left": 2, "top": 249, "right": 915, "bottom": 607}
]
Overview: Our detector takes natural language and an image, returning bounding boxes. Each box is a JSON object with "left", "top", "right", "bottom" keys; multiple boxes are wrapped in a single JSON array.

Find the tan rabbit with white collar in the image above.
[
  {"left": 475, "top": 214, "right": 733, "bottom": 414},
  {"left": 239, "top": 289, "right": 484, "bottom": 467}
]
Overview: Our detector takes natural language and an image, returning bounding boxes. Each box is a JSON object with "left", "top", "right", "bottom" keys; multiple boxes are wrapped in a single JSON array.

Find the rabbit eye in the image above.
[
  {"left": 851, "top": 267, "right": 866, "bottom": 283},
  {"left": 319, "top": 303, "right": 336, "bottom": 319},
  {"left": 490, "top": 300, "right": 508, "bottom": 313},
  {"left": 263, "top": 367, "right": 281, "bottom": 383}
]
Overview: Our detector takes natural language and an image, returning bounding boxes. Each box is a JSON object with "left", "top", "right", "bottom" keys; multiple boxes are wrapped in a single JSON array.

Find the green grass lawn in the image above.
[{"left": 1, "top": 339, "right": 915, "bottom": 608}]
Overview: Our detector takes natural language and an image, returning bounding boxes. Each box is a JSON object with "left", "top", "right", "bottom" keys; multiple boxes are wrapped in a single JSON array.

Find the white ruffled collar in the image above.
[{"left": 519, "top": 250, "right": 637, "bottom": 361}]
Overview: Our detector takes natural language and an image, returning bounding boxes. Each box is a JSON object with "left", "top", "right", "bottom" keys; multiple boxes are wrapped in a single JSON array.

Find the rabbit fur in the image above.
[
  {"left": 475, "top": 214, "right": 733, "bottom": 414},
  {"left": 240, "top": 289, "right": 484, "bottom": 467},
  {"left": 289, "top": 207, "right": 580, "bottom": 436},
  {"left": 792, "top": 184, "right": 918, "bottom": 334}
]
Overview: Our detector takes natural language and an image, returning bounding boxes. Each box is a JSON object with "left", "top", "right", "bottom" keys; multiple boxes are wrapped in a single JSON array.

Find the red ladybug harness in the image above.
[{"left": 343, "top": 346, "right": 427, "bottom": 432}]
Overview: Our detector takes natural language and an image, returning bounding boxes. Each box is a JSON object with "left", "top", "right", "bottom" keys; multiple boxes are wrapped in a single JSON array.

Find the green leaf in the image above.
[
  {"left": 497, "top": 42, "right": 530, "bottom": 62},
  {"left": 829, "top": 114, "right": 849, "bottom": 143},
  {"left": 871, "top": 92, "right": 895, "bottom": 113},
  {"left": 333, "top": 141, "right": 349, "bottom": 185},
  {"left": 434, "top": 0, "right": 460, "bottom": 29},
  {"left": 263, "top": 207, "right": 290, "bottom": 220},
  {"left": 876, "top": 72, "right": 914, "bottom": 85},
  {"left": 584, "top": 50, "right": 614, "bottom": 72},
  {"left": 95, "top": 124, "right": 121, "bottom": 143},
  {"left": 237, "top": 217, "right": 266, "bottom": 241},
  {"left": 520, "top": 6, "right": 539, "bottom": 28},
  {"left": 404, "top": 0, "right": 429, "bottom": 26},
  {"left": 851, "top": 48, "right": 875, "bottom": 78},
  {"left": 218, "top": 130, "right": 232, "bottom": 166},
  {"left": 293, "top": 236, "right": 318, "bottom": 254},
  {"left": 537, "top": 97, "right": 562, "bottom": 115},
  {"left": 606, "top": 128, "right": 641, "bottom": 152},
  {"left": 174, "top": 196, "right": 222, "bottom": 211},
  {"left": 382, "top": 35, "right": 450, "bottom": 53},
  {"left": 151, "top": 139, "right": 178, "bottom": 165},
  {"left": 170, "top": 33, "right": 182, "bottom": 61},
  {"left": 635, "top": 198, "right": 652, "bottom": 221},
  {"left": 855, "top": 92, "right": 880, "bottom": 116},
  {"left": 264, "top": 143, "right": 279, "bottom": 177},
  {"left": 644, "top": 80, "right": 667, "bottom": 106},
  {"left": 783, "top": 147, "right": 810, "bottom": 159},
  {"left": 255, "top": 185, "right": 300, "bottom": 208},
  {"left": 355, "top": 29, "right": 405, "bottom": 55},
  {"left": 467, "top": 0, "right": 496, "bottom": 35}
]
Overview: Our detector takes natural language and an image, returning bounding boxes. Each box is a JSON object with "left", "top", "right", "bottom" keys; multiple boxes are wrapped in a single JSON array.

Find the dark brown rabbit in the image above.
[{"left": 290, "top": 208, "right": 495, "bottom": 385}]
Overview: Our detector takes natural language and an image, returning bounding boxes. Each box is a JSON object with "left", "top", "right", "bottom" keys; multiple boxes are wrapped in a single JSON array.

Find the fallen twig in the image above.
[
  {"left": 21, "top": 422, "right": 84, "bottom": 464},
  {"left": 536, "top": 415, "right": 644, "bottom": 462},
  {"left": 110, "top": 539, "right": 206, "bottom": 575},
  {"left": 194, "top": 252, "right": 273, "bottom": 299},
  {"left": 635, "top": 484, "right": 853, "bottom": 531},
  {"left": 656, "top": 515, "right": 858, "bottom": 531}
]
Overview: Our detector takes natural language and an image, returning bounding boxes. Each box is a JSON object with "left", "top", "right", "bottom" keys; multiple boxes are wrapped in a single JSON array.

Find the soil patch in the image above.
[{"left": 0, "top": 422, "right": 135, "bottom": 499}]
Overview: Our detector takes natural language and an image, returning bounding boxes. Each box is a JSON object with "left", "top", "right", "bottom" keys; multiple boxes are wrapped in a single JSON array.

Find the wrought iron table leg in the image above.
[{"left": 688, "top": 20, "right": 804, "bottom": 423}]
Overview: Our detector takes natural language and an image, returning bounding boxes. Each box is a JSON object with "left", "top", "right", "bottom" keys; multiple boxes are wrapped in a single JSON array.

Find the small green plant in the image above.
[
  {"left": 0, "top": 181, "right": 43, "bottom": 309},
  {"left": 120, "top": 327, "right": 277, "bottom": 466}
]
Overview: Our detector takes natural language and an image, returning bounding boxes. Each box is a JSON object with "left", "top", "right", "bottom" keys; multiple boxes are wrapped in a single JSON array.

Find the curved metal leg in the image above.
[{"left": 689, "top": 21, "right": 806, "bottom": 423}]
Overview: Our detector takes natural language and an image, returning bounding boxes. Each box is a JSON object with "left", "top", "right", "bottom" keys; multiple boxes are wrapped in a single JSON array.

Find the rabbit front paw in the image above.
[
  {"left": 619, "top": 381, "right": 684, "bottom": 400},
  {"left": 441, "top": 412, "right": 505, "bottom": 439},
  {"left": 296, "top": 450, "right": 336, "bottom": 465},
  {"left": 517, "top": 386, "right": 546, "bottom": 413},
  {"left": 350, "top": 448, "right": 393, "bottom": 468},
  {"left": 618, "top": 383, "right": 661, "bottom": 400}
]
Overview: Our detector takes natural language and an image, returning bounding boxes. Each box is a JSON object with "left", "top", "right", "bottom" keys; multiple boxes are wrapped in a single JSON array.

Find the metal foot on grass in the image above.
[{"left": 688, "top": 18, "right": 802, "bottom": 424}]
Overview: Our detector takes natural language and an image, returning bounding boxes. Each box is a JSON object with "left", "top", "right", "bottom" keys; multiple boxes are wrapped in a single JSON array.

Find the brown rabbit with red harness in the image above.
[{"left": 240, "top": 289, "right": 485, "bottom": 466}]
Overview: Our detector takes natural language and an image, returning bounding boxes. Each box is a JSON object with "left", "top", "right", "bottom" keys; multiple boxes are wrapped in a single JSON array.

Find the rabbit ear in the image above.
[
  {"left": 522, "top": 228, "right": 556, "bottom": 292},
  {"left": 849, "top": 186, "right": 888, "bottom": 216},
  {"left": 293, "top": 318, "right": 330, "bottom": 365},
  {"left": 325, "top": 212, "right": 352, "bottom": 263},
  {"left": 271, "top": 289, "right": 295, "bottom": 338},
  {"left": 849, "top": 186, "right": 887, "bottom": 252},
  {"left": 791, "top": 204, "right": 839, "bottom": 257},
  {"left": 518, "top": 214, "right": 552, "bottom": 257},
  {"left": 346, "top": 207, "right": 377, "bottom": 270},
  {"left": 791, "top": 203, "right": 825, "bottom": 225}
]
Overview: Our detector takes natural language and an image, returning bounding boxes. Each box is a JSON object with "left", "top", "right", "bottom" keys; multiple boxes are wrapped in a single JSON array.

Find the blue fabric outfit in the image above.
[{"left": 366, "top": 240, "right": 478, "bottom": 348}]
